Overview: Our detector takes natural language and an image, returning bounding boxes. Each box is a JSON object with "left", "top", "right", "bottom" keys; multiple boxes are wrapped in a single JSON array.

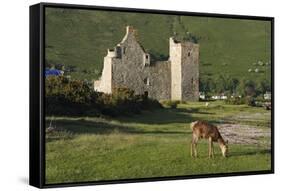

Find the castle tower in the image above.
[{"left": 170, "top": 37, "right": 199, "bottom": 101}]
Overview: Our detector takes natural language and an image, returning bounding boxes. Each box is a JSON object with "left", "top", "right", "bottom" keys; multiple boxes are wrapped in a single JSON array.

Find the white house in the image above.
[{"left": 264, "top": 91, "right": 271, "bottom": 100}]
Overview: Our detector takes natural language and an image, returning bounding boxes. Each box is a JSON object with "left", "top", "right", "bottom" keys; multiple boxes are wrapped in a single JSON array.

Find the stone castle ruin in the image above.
[{"left": 94, "top": 26, "right": 199, "bottom": 101}]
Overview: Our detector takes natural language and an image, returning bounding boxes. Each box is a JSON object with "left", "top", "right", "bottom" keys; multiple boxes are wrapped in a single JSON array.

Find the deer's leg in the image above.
[
  {"left": 190, "top": 139, "right": 194, "bottom": 157},
  {"left": 191, "top": 134, "right": 195, "bottom": 157},
  {"left": 192, "top": 136, "right": 198, "bottom": 158},
  {"left": 208, "top": 137, "right": 213, "bottom": 158},
  {"left": 211, "top": 140, "right": 214, "bottom": 158}
]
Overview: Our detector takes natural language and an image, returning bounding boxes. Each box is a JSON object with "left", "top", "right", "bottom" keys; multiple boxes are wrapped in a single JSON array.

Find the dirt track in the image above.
[
  {"left": 219, "top": 123, "right": 270, "bottom": 146},
  {"left": 217, "top": 112, "right": 271, "bottom": 147}
]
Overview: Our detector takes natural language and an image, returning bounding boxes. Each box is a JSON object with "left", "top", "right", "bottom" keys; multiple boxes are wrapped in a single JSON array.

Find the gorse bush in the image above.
[
  {"left": 46, "top": 76, "right": 93, "bottom": 104},
  {"left": 46, "top": 76, "right": 99, "bottom": 116},
  {"left": 95, "top": 87, "right": 162, "bottom": 116},
  {"left": 45, "top": 76, "right": 162, "bottom": 117}
]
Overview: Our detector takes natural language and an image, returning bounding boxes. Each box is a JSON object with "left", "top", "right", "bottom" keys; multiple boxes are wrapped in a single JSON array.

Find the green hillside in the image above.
[{"left": 45, "top": 7, "right": 271, "bottom": 83}]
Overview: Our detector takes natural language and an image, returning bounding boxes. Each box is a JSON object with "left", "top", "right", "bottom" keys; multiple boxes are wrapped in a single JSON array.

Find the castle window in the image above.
[
  {"left": 188, "top": 52, "right": 191, "bottom": 57},
  {"left": 116, "top": 46, "right": 122, "bottom": 58},
  {"left": 143, "top": 53, "right": 150, "bottom": 66},
  {"left": 123, "top": 47, "right": 126, "bottom": 54},
  {"left": 144, "top": 77, "right": 150, "bottom": 86}
]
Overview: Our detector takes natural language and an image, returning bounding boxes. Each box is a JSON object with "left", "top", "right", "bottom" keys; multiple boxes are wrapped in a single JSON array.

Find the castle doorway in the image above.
[{"left": 144, "top": 91, "right": 148, "bottom": 98}]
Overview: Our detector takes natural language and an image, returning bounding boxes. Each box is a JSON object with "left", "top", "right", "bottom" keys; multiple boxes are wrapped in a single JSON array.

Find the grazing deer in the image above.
[{"left": 190, "top": 121, "right": 228, "bottom": 158}]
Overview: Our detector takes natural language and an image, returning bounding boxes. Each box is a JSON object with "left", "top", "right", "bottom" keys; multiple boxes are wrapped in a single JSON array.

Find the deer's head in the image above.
[{"left": 221, "top": 140, "right": 229, "bottom": 157}]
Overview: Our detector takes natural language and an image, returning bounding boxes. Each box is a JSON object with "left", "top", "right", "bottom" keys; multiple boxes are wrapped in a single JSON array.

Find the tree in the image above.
[
  {"left": 214, "top": 75, "right": 226, "bottom": 94},
  {"left": 238, "top": 79, "right": 256, "bottom": 97},
  {"left": 257, "top": 79, "right": 271, "bottom": 94}
]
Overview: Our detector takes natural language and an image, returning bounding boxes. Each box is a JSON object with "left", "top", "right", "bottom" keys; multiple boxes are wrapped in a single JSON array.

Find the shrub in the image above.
[
  {"left": 225, "top": 97, "right": 245, "bottom": 105},
  {"left": 245, "top": 96, "right": 256, "bottom": 107},
  {"left": 225, "top": 96, "right": 260, "bottom": 107},
  {"left": 45, "top": 76, "right": 162, "bottom": 117},
  {"left": 96, "top": 87, "right": 162, "bottom": 116}
]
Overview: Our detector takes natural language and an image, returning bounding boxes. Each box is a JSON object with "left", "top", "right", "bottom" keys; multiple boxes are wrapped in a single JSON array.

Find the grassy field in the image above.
[
  {"left": 45, "top": 101, "right": 271, "bottom": 184},
  {"left": 45, "top": 8, "right": 271, "bottom": 82}
]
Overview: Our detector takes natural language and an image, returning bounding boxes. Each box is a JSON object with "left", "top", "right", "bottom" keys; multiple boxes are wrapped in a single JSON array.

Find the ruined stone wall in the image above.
[
  {"left": 181, "top": 43, "right": 199, "bottom": 101},
  {"left": 113, "top": 60, "right": 171, "bottom": 100},
  {"left": 112, "top": 27, "right": 171, "bottom": 100},
  {"left": 144, "top": 61, "right": 171, "bottom": 100},
  {"left": 112, "top": 27, "right": 147, "bottom": 95}
]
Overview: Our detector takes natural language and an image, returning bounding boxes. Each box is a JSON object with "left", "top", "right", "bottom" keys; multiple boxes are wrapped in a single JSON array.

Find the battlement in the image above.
[{"left": 170, "top": 37, "right": 198, "bottom": 47}]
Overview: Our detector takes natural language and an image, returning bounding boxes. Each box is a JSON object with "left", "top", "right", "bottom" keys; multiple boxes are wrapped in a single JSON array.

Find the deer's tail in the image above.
[{"left": 190, "top": 121, "right": 199, "bottom": 130}]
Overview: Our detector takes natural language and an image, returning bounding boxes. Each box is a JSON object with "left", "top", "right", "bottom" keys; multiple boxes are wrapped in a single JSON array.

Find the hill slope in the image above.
[{"left": 45, "top": 7, "right": 271, "bottom": 83}]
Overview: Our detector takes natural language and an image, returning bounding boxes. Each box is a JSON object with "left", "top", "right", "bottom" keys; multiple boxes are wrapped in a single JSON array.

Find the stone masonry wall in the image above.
[
  {"left": 143, "top": 61, "right": 171, "bottom": 100},
  {"left": 181, "top": 43, "right": 199, "bottom": 101}
]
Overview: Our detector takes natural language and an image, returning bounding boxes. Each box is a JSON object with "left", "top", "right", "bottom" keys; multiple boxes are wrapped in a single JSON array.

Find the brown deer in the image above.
[{"left": 190, "top": 121, "right": 228, "bottom": 158}]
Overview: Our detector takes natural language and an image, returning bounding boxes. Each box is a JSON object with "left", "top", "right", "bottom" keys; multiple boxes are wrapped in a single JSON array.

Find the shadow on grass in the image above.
[
  {"left": 117, "top": 108, "right": 190, "bottom": 124},
  {"left": 184, "top": 108, "right": 216, "bottom": 115},
  {"left": 46, "top": 118, "right": 191, "bottom": 137},
  {"left": 117, "top": 107, "right": 215, "bottom": 125},
  {"left": 45, "top": 107, "right": 217, "bottom": 141}
]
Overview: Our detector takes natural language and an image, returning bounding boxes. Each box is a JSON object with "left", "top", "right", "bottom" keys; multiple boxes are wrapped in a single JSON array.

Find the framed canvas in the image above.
[{"left": 30, "top": 2, "right": 274, "bottom": 188}]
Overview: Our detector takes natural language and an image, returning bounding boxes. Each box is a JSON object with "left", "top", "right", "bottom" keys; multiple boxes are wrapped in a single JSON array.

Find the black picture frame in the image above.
[{"left": 30, "top": 2, "right": 274, "bottom": 188}]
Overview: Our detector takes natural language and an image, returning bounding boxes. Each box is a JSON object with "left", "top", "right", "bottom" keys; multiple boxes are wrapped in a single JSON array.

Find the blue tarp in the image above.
[{"left": 45, "top": 69, "right": 63, "bottom": 77}]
